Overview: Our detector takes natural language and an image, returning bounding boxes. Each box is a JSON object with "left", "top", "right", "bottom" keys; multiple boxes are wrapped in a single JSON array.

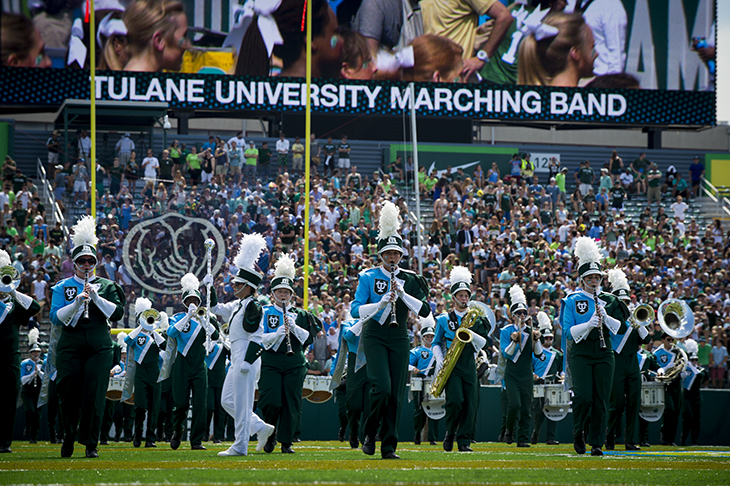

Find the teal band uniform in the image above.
[
  {"left": 653, "top": 345, "right": 683, "bottom": 445},
  {"left": 408, "top": 344, "right": 439, "bottom": 443},
  {"left": 351, "top": 267, "right": 430, "bottom": 455},
  {"left": 125, "top": 329, "right": 164, "bottom": 443},
  {"left": 531, "top": 346, "right": 563, "bottom": 442},
  {"left": 51, "top": 275, "right": 125, "bottom": 449},
  {"left": 637, "top": 350, "right": 660, "bottom": 443},
  {"left": 433, "top": 311, "right": 491, "bottom": 447},
  {"left": 167, "top": 312, "right": 220, "bottom": 447},
  {"left": 500, "top": 322, "right": 537, "bottom": 443},
  {"left": 682, "top": 363, "right": 709, "bottom": 445},
  {"left": 342, "top": 320, "right": 369, "bottom": 443},
  {"left": 259, "top": 304, "right": 321, "bottom": 446},
  {"left": 559, "top": 290, "right": 627, "bottom": 448}
]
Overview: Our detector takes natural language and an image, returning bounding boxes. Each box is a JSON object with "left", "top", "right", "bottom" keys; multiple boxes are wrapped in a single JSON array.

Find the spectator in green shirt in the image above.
[
  {"left": 697, "top": 338, "right": 711, "bottom": 367},
  {"left": 244, "top": 141, "right": 258, "bottom": 184},
  {"left": 555, "top": 167, "right": 568, "bottom": 202},
  {"left": 186, "top": 146, "right": 201, "bottom": 185},
  {"left": 631, "top": 152, "right": 649, "bottom": 193}
]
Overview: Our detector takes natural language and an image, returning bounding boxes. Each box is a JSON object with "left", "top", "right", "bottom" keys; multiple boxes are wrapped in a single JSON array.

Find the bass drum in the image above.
[
  {"left": 305, "top": 376, "right": 333, "bottom": 403},
  {"left": 542, "top": 384, "right": 570, "bottom": 422},
  {"left": 301, "top": 376, "right": 315, "bottom": 399},
  {"left": 639, "top": 381, "right": 665, "bottom": 422},
  {"left": 420, "top": 378, "right": 446, "bottom": 420}
]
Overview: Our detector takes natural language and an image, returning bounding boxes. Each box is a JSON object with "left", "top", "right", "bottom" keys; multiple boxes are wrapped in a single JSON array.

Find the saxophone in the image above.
[{"left": 430, "top": 302, "right": 486, "bottom": 398}]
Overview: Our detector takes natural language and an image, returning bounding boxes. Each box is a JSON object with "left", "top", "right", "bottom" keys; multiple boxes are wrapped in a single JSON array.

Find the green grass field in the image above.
[{"left": 2, "top": 441, "right": 729, "bottom": 486}]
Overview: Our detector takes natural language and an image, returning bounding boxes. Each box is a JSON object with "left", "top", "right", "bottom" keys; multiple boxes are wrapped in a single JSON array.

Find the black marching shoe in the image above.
[
  {"left": 292, "top": 436, "right": 301, "bottom": 443},
  {"left": 338, "top": 427, "right": 346, "bottom": 442},
  {"left": 590, "top": 446, "right": 603, "bottom": 456},
  {"left": 605, "top": 437, "right": 615, "bottom": 451},
  {"left": 29, "top": 439, "right": 37, "bottom": 444},
  {"left": 281, "top": 444, "right": 295, "bottom": 454},
  {"left": 170, "top": 433, "right": 181, "bottom": 450},
  {"left": 458, "top": 444, "right": 473, "bottom": 452},
  {"left": 429, "top": 441, "right": 437, "bottom": 445},
  {"left": 145, "top": 441, "right": 157, "bottom": 448},
  {"left": 546, "top": 439, "right": 560, "bottom": 445},
  {"left": 504, "top": 430, "right": 513, "bottom": 445},
  {"left": 573, "top": 433, "right": 586, "bottom": 455},
  {"left": 85, "top": 446, "right": 99, "bottom": 458},
  {"left": 133, "top": 437, "right": 141, "bottom": 448},
  {"left": 0, "top": 446, "right": 12, "bottom": 453},
  {"left": 349, "top": 436, "right": 359, "bottom": 449},
  {"left": 443, "top": 433, "right": 454, "bottom": 452},
  {"left": 640, "top": 441, "right": 651, "bottom": 448},
  {"left": 213, "top": 440, "right": 222, "bottom": 444},
  {"left": 99, "top": 439, "right": 109, "bottom": 446},
  {"left": 497, "top": 432, "right": 505, "bottom": 443},
  {"left": 362, "top": 436, "right": 375, "bottom": 456},
  {"left": 414, "top": 432, "right": 421, "bottom": 445},
  {"left": 191, "top": 444, "right": 206, "bottom": 450},
  {"left": 517, "top": 442, "right": 530, "bottom": 448},
  {"left": 263, "top": 434, "right": 277, "bottom": 454},
  {"left": 530, "top": 431, "right": 538, "bottom": 445},
  {"left": 625, "top": 444, "right": 640, "bottom": 451},
  {"left": 61, "top": 439, "right": 74, "bottom": 458},
  {"left": 382, "top": 451, "right": 400, "bottom": 459}
]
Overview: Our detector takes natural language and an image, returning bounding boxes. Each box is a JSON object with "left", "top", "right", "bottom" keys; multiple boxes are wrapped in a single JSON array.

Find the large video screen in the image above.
[{"left": 0, "top": 0, "right": 716, "bottom": 126}]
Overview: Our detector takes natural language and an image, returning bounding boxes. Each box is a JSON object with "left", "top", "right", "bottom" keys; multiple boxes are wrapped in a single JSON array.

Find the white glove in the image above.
[
  {"left": 657, "top": 368, "right": 666, "bottom": 376},
  {"left": 202, "top": 274, "right": 214, "bottom": 287},
  {"left": 377, "top": 298, "right": 389, "bottom": 310},
  {"left": 239, "top": 361, "right": 253, "bottom": 375},
  {"left": 187, "top": 303, "right": 198, "bottom": 316},
  {"left": 393, "top": 281, "right": 405, "bottom": 298},
  {"left": 533, "top": 339, "right": 544, "bottom": 356},
  {"left": 637, "top": 326, "right": 649, "bottom": 339},
  {"left": 276, "top": 324, "right": 287, "bottom": 336},
  {"left": 432, "top": 345, "right": 444, "bottom": 365},
  {"left": 680, "top": 370, "right": 690, "bottom": 379}
]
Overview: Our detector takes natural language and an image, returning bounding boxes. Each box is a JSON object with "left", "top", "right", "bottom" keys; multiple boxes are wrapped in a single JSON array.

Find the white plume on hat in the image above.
[
  {"left": 377, "top": 201, "right": 401, "bottom": 240},
  {"left": 684, "top": 338, "right": 698, "bottom": 356},
  {"left": 574, "top": 236, "right": 602, "bottom": 267},
  {"left": 134, "top": 297, "right": 152, "bottom": 317},
  {"left": 509, "top": 284, "right": 527, "bottom": 307},
  {"left": 607, "top": 268, "right": 630, "bottom": 292},
  {"left": 274, "top": 253, "right": 296, "bottom": 280},
  {"left": 0, "top": 249, "right": 11, "bottom": 267},
  {"left": 28, "top": 328, "right": 39, "bottom": 346},
  {"left": 419, "top": 313, "right": 435, "bottom": 329},
  {"left": 180, "top": 273, "right": 200, "bottom": 294},
  {"left": 116, "top": 331, "right": 127, "bottom": 346},
  {"left": 536, "top": 311, "right": 551, "bottom": 330},
  {"left": 450, "top": 266, "right": 472, "bottom": 286},
  {"left": 71, "top": 215, "right": 98, "bottom": 249},
  {"left": 234, "top": 233, "right": 267, "bottom": 271}
]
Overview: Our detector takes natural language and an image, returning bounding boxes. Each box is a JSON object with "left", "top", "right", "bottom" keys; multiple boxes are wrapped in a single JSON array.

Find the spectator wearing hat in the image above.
[
  {"left": 47, "top": 130, "right": 61, "bottom": 171},
  {"left": 115, "top": 133, "right": 135, "bottom": 168}
]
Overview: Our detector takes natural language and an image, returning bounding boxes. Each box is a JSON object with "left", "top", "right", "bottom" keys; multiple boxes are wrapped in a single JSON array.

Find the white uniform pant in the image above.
[{"left": 221, "top": 345, "right": 266, "bottom": 454}]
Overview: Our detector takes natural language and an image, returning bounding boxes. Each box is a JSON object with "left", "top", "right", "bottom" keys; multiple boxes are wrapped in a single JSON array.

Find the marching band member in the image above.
[
  {"left": 20, "top": 329, "right": 43, "bottom": 443},
  {"left": 637, "top": 348, "right": 660, "bottom": 447},
  {"left": 530, "top": 313, "right": 562, "bottom": 445},
  {"left": 100, "top": 333, "right": 124, "bottom": 445},
  {"left": 124, "top": 298, "right": 166, "bottom": 448},
  {"left": 410, "top": 318, "right": 438, "bottom": 446},
  {"left": 351, "top": 201, "right": 431, "bottom": 459},
  {"left": 501, "top": 284, "right": 542, "bottom": 448},
  {"left": 51, "top": 215, "right": 125, "bottom": 458},
  {"left": 259, "top": 253, "right": 322, "bottom": 454},
  {"left": 653, "top": 333, "right": 683, "bottom": 446},
  {"left": 205, "top": 340, "right": 229, "bottom": 444},
  {"left": 216, "top": 234, "right": 275, "bottom": 457},
  {"left": 605, "top": 269, "right": 648, "bottom": 451},
  {"left": 0, "top": 259, "right": 40, "bottom": 453},
  {"left": 167, "top": 273, "right": 220, "bottom": 451},
  {"left": 560, "top": 237, "right": 625, "bottom": 456},
  {"left": 110, "top": 339, "right": 133, "bottom": 442},
  {"left": 681, "top": 340, "right": 708, "bottom": 446},
  {"left": 432, "top": 266, "right": 490, "bottom": 452},
  {"left": 341, "top": 317, "right": 370, "bottom": 449}
]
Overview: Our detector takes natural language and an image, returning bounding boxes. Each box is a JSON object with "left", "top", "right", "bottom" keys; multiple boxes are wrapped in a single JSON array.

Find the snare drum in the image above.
[
  {"left": 541, "top": 384, "right": 570, "bottom": 422},
  {"left": 533, "top": 384, "right": 545, "bottom": 398},
  {"left": 639, "top": 381, "right": 665, "bottom": 422},
  {"left": 301, "top": 376, "right": 315, "bottom": 399},
  {"left": 420, "top": 378, "right": 446, "bottom": 420},
  {"left": 106, "top": 377, "right": 124, "bottom": 401},
  {"left": 306, "top": 376, "right": 333, "bottom": 403},
  {"left": 410, "top": 377, "right": 423, "bottom": 392}
]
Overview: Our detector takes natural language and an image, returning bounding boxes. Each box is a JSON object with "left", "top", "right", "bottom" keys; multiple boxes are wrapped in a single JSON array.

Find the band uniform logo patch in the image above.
[
  {"left": 660, "top": 354, "right": 668, "bottom": 364},
  {"left": 26, "top": 363, "right": 33, "bottom": 372},
  {"left": 268, "top": 314, "right": 280, "bottom": 330},
  {"left": 539, "top": 353, "right": 546, "bottom": 362},
  {"left": 137, "top": 335, "right": 146, "bottom": 347},
  {"left": 590, "top": 262, "right": 599, "bottom": 269},
  {"left": 448, "top": 319, "right": 458, "bottom": 332},
  {"left": 64, "top": 286, "right": 78, "bottom": 301},
  {"left": 182, "top": 321, "right": 191, "bottom": 333},
  {"left": 420, "top": 350, "right": 429, "bottom": 360},
  {"left": 388, "top": 236, "right": 398, "bottom": 244},
  {"left": 576, "top": 300, "right": 589, "bottom": 315},
  {"left": 374, "top": 278, "right": 388, "bottom": 295}
]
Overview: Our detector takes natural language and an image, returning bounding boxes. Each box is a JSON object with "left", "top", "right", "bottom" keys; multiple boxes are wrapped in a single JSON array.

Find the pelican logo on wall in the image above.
[{"left": 122, "top": 213, "right": 225, "bottom": 295}]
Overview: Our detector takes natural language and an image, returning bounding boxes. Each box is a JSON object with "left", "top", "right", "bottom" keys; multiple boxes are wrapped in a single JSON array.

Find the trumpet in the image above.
[
  {"left": 631, "top": 304, "right": 655, "bottom": 328},
  {"left": 196, "top": 306, "right": 207, "bottom": 319},
  {"left": 139, "top": 308, "right": 162, "bottom": 331},
  {"left": 0, "top": 265, "right": 20, "bottom": 295}
]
